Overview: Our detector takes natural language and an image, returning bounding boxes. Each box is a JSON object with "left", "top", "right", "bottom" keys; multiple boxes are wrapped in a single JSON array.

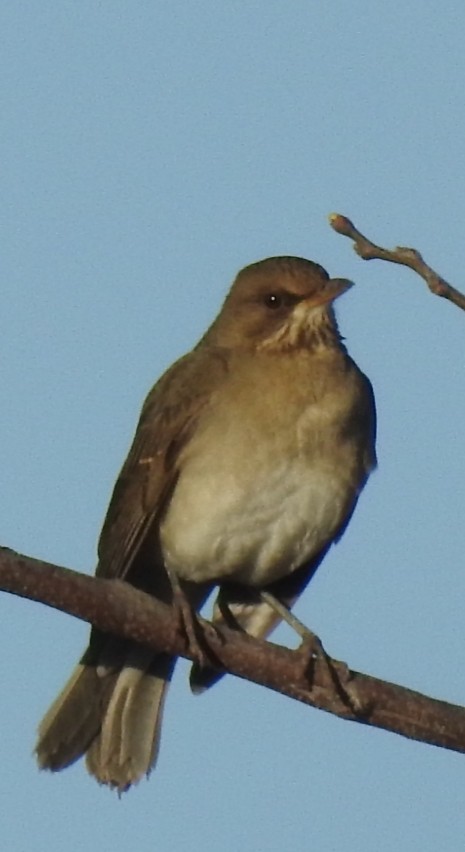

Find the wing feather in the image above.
[{"left": 96, "top": 347, "right": 228, "bottom": 581}]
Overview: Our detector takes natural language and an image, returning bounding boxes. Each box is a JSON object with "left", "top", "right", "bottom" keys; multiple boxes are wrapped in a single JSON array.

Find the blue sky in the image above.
[{"left": 2, "top": 3, "right": 465, "bottom": 850}]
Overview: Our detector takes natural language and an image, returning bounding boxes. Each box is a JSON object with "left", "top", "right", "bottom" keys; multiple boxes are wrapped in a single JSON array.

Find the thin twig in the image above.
[{"left": 329, "top": 213, "right": 465, "bottom": 312}]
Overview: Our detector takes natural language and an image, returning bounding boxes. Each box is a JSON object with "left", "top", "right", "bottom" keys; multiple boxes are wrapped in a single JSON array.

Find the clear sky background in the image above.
[{"left": 1, "top": 3, "right": 465, "bottom": 851}]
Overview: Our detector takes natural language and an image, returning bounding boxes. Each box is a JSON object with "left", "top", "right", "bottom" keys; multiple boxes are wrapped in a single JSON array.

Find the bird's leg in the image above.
[
  {"left": 259, "top": 590, "right": 319, "bottom": 641},
  {"left": 260, "top": 590, "right": 365, "bottom": 715},
  {"left": 165, "top": 565, "right": 211, "bottom": 668},
  {"left": 259, "top": 590, "right": 332, "bottom": 676}
]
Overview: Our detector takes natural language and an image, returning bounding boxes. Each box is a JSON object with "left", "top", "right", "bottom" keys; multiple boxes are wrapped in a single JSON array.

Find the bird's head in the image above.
[{"left": 205, "top": 256, "right": 353, "bottom": 351}]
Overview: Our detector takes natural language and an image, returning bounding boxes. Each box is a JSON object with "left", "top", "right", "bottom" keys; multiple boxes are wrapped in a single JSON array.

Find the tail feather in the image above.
[
  {"left": 36, "top": 663, "right": 106, "bottom": 770},
  {"left": 86, "top": 649, "right": 174, "bottom": 791},
  {"left": 36, "top": 643, "right": 175, "bottom": 791}
]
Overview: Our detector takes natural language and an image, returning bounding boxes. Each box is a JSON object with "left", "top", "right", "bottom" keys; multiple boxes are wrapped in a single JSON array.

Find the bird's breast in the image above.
[
  {"left": 159, "top": 355, "right": 368, "bottom": 586},
  {"left": 161, "top": 456, "right": 352, "bottom": 586}
]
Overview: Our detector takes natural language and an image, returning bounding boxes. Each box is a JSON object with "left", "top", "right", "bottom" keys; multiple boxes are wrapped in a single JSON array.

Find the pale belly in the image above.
[{"left": 159, "top": 455, "right": 352, "bottom": 587}]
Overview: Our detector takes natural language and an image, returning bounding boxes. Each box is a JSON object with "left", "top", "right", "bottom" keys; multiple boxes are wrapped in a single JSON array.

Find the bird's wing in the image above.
[{"left": 96, "top": 346, "right": 228, "bottom": 583}]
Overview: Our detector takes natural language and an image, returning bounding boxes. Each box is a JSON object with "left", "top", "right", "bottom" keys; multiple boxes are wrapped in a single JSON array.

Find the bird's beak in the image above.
[{"left": 308, "top": 277, "right": 354, "bottom": 308}]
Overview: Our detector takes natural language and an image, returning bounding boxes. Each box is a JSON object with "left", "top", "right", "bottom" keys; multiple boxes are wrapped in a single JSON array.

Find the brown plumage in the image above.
[{"left": 36, "top": 257, "right": 376, "bottom": 791}]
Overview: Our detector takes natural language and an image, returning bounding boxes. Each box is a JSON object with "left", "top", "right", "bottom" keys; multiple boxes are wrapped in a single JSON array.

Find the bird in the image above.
[{"left": 36, "top": 255, "right": 376, "bottom": 791}]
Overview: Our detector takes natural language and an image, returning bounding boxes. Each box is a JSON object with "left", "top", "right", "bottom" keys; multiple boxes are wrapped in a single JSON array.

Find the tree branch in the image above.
[
  {"left": 2, "top": 545, "right": 465, "bottom": 756},
  {"left": 329, "top": 213, "right": 465, "bottom": 312}
]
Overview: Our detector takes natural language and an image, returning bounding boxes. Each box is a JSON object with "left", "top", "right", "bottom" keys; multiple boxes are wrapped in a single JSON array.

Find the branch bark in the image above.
[
  {"left": 329, "top": 213, "right": 465, "bottom": 312},
  {"left": 2, "top": 545, "right": 465, "bottom": 756}
]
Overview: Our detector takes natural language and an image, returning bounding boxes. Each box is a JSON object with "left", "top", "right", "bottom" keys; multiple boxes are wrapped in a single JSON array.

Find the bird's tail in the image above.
[{"left": 36, "top": 640, "right": 175, "bottom": 792}]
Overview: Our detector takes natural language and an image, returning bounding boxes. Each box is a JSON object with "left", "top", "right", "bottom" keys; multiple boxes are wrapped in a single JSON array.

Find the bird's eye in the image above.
[{"left": 264, "top": 293, "right": 283, "bottom": 309}]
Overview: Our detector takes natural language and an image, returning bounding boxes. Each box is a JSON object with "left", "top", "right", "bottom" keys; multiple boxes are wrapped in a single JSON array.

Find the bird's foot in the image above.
[
  {"left": 166, "top": 567, "right": 213, "bottom": 669},
  {"left": 296, "top": 633, "right": 366, "bottom": 716},
  {"left": 259, "top": 590, "right": 366, "bottom": 715}
]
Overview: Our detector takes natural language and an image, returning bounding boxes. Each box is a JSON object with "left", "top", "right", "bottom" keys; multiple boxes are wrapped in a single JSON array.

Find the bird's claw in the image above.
[{"left": 296, "top": 634, "right": 367, "bottom": 716}]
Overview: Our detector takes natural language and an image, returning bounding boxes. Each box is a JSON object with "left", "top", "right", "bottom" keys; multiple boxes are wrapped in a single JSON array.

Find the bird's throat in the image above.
[{"left": 258, "top": 304, "right": 345, "bottom": 353}]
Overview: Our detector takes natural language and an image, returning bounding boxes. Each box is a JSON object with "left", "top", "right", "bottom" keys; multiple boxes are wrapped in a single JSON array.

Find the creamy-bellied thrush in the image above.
[{"left": 36, "top": 256, "right": 376, "bottom": 791}]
